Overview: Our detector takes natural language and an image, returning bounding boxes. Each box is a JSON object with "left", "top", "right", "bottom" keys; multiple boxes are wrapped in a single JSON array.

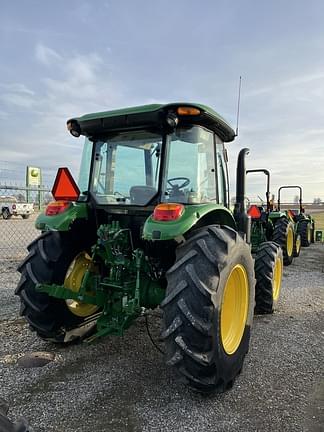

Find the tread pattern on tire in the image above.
[
  {"left": 161, "top": 224, "right": 255, "bottom": 393},
  {"left": 16, "top": 231, "right": 91, "bottom": 342},
  {"left": 254, "top": 241, "right": 283, "bottom": 314}
]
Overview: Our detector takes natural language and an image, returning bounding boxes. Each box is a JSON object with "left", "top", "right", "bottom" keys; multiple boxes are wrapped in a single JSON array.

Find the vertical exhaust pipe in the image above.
[{"left": 234, "top": 148, "right": 251, "bottom": 243}]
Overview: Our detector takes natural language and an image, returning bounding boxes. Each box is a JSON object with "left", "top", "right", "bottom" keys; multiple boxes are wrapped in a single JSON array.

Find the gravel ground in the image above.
[{"left": 0, "top": 244, "right": 323, "bottom": 432}]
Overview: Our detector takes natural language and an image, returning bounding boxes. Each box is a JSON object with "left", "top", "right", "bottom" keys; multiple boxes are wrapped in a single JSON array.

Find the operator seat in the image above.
[
  {"left": 167, "top": 186, "right": 187, "bottom": 203},
  {"left": 129, "top": 186, "right": 156, "bottom": 205}
]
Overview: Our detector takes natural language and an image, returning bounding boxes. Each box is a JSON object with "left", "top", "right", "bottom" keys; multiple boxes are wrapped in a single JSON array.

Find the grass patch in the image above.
[{"left": 312, "top": 212, "right": 324, "bottom": 230}]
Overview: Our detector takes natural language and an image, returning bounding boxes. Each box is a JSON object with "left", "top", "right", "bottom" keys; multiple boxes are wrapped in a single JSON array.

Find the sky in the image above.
[{"left": 0, "top": 0, "right": 324, "bottom": 202}]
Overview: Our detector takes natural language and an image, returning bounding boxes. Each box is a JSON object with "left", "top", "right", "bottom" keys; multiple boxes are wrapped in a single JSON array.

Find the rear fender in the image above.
[
  {"left": 35, "top": 202, "right": 88, "bottom": 231},
  {"left": 268, "top": 211, "right": 287, "bottom": 221},
  {"left": 143, "top": 204, "right": 236, "bottom": 241}
]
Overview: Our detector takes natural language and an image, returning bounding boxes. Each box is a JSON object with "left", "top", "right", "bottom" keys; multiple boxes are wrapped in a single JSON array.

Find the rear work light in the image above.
[
  {"left": 247, "top": 205, "right": 261, "bottom": 219},
  {"left": 67, "top": 120, "right": 81, "bottom": 137},
  {"left": 153, "top": 203, "right": 184, "bottom": 221},
  {"left": 45, "top": 201, "right": 71, "bottom": 216}
]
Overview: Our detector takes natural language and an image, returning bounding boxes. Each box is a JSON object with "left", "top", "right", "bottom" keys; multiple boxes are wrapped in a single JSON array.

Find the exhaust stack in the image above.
[{"left": 233, "top": 148, "right": 251, "bottom": 242}]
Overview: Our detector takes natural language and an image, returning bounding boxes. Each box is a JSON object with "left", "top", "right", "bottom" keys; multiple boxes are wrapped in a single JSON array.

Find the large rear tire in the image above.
[
  {"left": 272, "top": 218, "right": 294, "bottom": 266},
  {"left": 254, "top": 242, "right": 283, "bottom": 314},
  {"left": 16, "top": 230, "right": 97, "bottom": 343},
  {"left": 161, "top": 225, "right": 255, "bottom": 393}
]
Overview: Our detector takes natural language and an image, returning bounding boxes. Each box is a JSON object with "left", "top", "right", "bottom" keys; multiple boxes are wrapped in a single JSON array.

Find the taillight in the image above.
[
  {"left": 12, "top": 204, "right": 16, "bottom": 210},
  {"left": 45, "top": 200, "right": 71, "bottom": 216},
  {"left": 153, "top": 203, "right": 184, "bottom": 221},
  {"left": 247, "top": 205, "right": 261, "bottom": 219}
]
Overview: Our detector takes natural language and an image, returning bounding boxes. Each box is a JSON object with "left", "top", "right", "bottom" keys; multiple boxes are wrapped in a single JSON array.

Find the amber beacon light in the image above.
[{"left": 177, "top": 106, "right": 201, "bottom": 116}]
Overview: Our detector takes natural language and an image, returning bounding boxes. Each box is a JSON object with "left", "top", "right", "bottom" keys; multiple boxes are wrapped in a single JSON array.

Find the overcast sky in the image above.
[{"left": 0, "top": 0, "right": 323, "bottom": 201}]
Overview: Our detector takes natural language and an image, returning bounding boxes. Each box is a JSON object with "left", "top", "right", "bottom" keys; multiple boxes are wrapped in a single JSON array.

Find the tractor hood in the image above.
[{"left": 67, "top": 102, "right": 236, "bottom": 143}]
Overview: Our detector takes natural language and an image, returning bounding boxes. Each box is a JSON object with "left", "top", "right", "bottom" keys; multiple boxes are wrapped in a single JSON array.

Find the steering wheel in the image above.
[{"left": 167, "top": 177, "right": 190, "bottom": 191}]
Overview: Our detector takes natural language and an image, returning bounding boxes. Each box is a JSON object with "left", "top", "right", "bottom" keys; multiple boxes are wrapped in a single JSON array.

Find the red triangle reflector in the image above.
[
  {"left": 52, "top": 168, "right": 80, "bottom": 201},
  {"left": 247, "top": 205, "right": 261, "bottom": 219}
]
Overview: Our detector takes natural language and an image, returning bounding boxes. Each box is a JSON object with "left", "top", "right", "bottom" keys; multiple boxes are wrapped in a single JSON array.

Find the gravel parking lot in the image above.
[{"left": 0, "top": 238, "right": 323, "bottom": 431}]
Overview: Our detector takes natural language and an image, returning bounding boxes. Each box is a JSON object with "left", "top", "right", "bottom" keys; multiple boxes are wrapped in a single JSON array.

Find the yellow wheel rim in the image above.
[
  {"left": 295, "top": 235, "right": 301, "bottom": 254},
  {"left": 220, "top": 264, "right": 249, "bottom": 355},
  {"left": 64, "top": 252, "right": 99, "bottom": 318},
  {"left": 286, "top": 227, "right": 294, "bottom": 256},
  {"left": 272, "top": 257, "right": 283, "bottom": 301},
  {"left": 307, "top": 225, "right": 311, "bottom": 243}
]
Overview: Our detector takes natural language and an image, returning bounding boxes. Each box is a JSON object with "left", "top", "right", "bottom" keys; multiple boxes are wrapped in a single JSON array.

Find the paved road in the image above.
[{"left": 0, "top": 244, "right": 323, "bottom": 432}]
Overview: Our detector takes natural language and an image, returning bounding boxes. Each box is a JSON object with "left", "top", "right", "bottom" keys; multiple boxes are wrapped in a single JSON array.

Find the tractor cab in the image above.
[
  {"left": 37, "top": 103, "right": 244, "bottom": 247},
  {"left": 74, "top": 103, "right": 232, "bottom": 210},
  {"left": 81, "top": 124, "right": 226, "bottom": 207}
]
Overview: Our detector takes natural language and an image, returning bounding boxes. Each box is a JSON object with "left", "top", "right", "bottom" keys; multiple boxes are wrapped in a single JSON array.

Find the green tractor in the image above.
[
  {"left": 276, "top": 185, "right": 315, "bottom": 247},
  {"left": 246, "top": 169, "right": 297, "bottom": 266},
  {"left": 17, "top": 103, "right": 277, "bottom": 393},
  {"left": 244, "top": 169, "right": 284, "bottom": 314}
]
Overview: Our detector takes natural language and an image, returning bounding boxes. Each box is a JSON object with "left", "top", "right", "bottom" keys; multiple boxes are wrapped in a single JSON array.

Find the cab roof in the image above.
[{"left": 68, "top": 102, "right": 236, "bottom": 142}]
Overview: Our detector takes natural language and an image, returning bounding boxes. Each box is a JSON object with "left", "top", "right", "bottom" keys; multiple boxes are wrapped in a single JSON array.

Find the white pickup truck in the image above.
[{"left": 0, "top": 196, "right": 34, "bottom": 219}]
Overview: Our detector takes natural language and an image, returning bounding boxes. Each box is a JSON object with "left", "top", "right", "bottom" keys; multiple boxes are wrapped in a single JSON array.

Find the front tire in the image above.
[
  {"left": 2, "top": 209, "right": 11, "bottom": 220},
  {"left": 254, "top": 242, "right": 283, "bottom": 314},
  {"left": 161, "top": 225, "right": 255, "bottom": 393},
  {"left": 16, "top": 230, "right": 97, "bottom": 343},
  {"left": 272, "top": 218, "right": 294, "bottom": 266},
  {"left": 298, "top": 220, "right": 312, "bottom": 247}
]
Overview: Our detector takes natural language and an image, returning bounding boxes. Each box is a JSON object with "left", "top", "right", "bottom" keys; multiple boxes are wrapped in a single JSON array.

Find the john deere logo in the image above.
[{"left": 26, "top": 166, "right": 41, "bottom": 186}]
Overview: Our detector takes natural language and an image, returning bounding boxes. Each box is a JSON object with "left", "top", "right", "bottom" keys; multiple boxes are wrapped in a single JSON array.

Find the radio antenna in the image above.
[{"left": 235, "top": 76, "right": 242, "bottom": 137}]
